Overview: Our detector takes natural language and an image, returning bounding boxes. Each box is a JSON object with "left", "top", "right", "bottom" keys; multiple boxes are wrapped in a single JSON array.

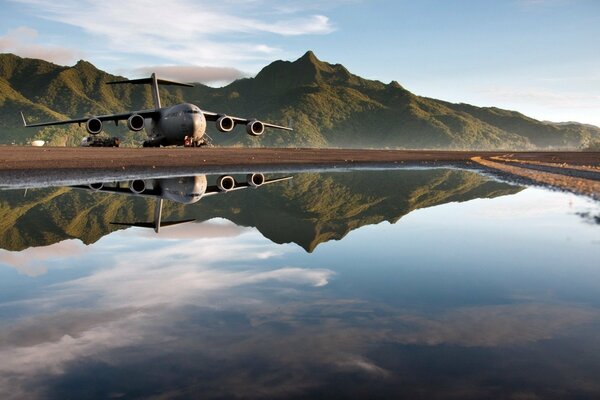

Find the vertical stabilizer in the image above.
[
  {"left": 150, "top": 73, "right": 161, "bottom": 109},
  {"left": 106, "top": 74, "right": 194, "bottom": 110},
  {"left": 154, "top": 198, "right": 163, "bottom": 233}
]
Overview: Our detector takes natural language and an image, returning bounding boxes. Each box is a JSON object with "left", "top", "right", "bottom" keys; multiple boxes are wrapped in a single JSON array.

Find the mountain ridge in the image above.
[{"left": 0, "top": 51, "right": 598, "bottom": 149}]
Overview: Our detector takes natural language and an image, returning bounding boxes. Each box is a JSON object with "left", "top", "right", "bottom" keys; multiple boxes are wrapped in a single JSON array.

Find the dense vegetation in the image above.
[{"left": 1, "top": 51, "right": 598, "bottom": 148}]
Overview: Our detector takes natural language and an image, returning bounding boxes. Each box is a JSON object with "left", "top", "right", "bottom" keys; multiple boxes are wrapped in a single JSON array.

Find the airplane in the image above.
[
  {"left": 72, "top": 173, "right": 292, "bottom": 232},
  {"left": 21, "top": 73, "right": 292, "bottom": 147}
]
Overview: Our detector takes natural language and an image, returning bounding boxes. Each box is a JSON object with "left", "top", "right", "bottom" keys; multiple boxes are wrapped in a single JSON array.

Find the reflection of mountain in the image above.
[{"left": 0, "top": 169, "right": 521, "bottom": 252}]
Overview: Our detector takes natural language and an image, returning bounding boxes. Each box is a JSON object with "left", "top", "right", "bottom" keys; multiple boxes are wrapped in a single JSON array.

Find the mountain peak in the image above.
[
  {"left": 298, "top": 50, "right": 320, "bottom": 64},
  {"left": 74, "top": 59, "right": 96, "bottom": 69},
  {"left": 292, "top": 50, "right": 330, "bottom": 73}
]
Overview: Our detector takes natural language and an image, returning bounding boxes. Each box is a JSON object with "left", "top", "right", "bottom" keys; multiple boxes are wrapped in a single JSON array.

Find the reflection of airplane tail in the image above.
[
  {"left": 111, "top": 220, "right": 195, "bottom": 233},
  {"left": 111, "top": 198, "right": 194, "bottom": 233}
]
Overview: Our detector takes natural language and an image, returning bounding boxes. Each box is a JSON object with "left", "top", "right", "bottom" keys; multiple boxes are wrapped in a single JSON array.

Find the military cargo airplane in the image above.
[
  {"left": 73, "top": 173, "right": 292, "bottom": 232},
  {"left": 21, "top": 73, "right": 292, "bottom": 147}
]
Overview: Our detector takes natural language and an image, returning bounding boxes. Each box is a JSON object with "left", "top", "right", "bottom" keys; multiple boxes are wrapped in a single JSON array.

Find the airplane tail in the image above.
[
  {"left": 111, "top": 198, "right": 194, "bottom": 233},
  {"left": 111, "top": 219, "right": 196, "bottom": 233},
  {"left": 106, "top": 73, "right": 194, "bottom": 109}
]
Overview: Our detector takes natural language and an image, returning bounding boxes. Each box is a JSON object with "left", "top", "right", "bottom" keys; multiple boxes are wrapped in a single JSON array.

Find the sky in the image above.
[{"left": 0, "top": 0, "right": 598, "bottom": 125}]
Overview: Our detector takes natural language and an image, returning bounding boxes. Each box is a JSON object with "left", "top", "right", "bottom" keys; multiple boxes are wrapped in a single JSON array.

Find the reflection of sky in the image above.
[{"left": 0, "top": 188, "right": 599, "bottom": 399}]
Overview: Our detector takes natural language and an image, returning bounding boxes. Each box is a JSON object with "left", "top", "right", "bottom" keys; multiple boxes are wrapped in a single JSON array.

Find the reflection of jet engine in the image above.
[
  {"left": 88, "top": 182, "right": 104, "bottom": 191},
  {"left": 217, "top": 175, "right": 235, "bottom": 192},
  {"left": 130, "top": 179, "right": 146, "bottom": 194},
  {"left": 86, "top": 118, "right": 103, "bottom": 135},
  {"left": 216, "top": 115, "right": 235, "bottom": 132},
  {"left": 246, "top": 120, "right": 264, "bottom": 136},
  {"left": 247, "top": 173, "right": 265, "bottom": 188},
  {"left": 127, "top": 114, "right": 145, "bottom": 131}
]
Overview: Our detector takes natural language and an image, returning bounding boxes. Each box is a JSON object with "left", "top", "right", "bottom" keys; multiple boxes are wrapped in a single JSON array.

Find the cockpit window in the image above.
[{"left": 186, "top": 110, "right": 201, "bottom": 114}]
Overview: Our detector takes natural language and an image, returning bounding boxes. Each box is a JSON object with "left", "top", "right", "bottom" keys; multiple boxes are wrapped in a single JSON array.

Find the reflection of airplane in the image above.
[
  {"left": 72, "top": 173, "right": 292, "bottom": 232},
  {"left": 21, "top": 73, "right": 292, "bottom": 147}
]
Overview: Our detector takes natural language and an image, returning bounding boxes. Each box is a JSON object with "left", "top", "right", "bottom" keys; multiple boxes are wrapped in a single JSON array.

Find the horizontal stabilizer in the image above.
[
  {"left": 111, "top": 219, "right": 196, "bottom": 231},
  {"left": 111, "top": 221, "right": 156, "bottom": 229},
  {"left": 106, "top": 77, "right": 194, "bottom": 87}
]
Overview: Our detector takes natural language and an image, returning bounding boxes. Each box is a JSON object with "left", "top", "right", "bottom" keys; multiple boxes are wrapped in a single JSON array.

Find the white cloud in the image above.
[
  {"left": 0, "top": 26, "right": 82, "bottom": 65},
  {"left": 9, "top": 0, "right": 334, "bottom": 69},
  {"left": 132, "top": 65, "right": 247, "bottom": 84},
  {"left": 476, "top": 85, "right": 600, "bottom": 126},
  {"left": 479, "top": 86, "right": 600, "bottom": 111}
]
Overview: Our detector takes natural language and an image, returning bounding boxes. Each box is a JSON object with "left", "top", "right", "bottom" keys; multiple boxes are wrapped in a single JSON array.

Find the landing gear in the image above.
[{"left": 184, "top": 136, "right": 211, "bottom": 147}]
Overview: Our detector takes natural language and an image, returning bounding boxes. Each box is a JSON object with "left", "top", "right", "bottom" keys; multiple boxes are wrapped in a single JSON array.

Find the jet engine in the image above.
[
  {"left": 88, "top": 182, "right": 104, "bottom": 191},
  {"left": 86, "top": 118, "right": 103, "bottom": 135},
  {"left": 246, "top": 173, "right": 265, "bottom": 188},
  {"left": 216, "top": 115, "right": 235, "bottom": 132},
  {"left": 246, "top": 120, "right": 264, "bottom": 136},
  {"left": 130, "top": 179, "right": 146, "bottom": 194},
  {"left": 127, "top": 114, "right": 145, "bottom": 131},
  {"left": 217, "top": 175, "right": 236, "bottom": 192}
]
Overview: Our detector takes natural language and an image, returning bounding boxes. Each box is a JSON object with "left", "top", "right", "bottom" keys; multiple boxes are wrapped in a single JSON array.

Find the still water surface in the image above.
[{"left": 0, "top": 168, "right": 598, "bottom": 399}]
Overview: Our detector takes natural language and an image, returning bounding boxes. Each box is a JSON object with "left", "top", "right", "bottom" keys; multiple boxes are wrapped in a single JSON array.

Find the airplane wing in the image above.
[
  {"left": 202, "top": 111, "right": 293, "bottom": 131},
  {"left": 70, "top": 184, "right": 162, "bottom": 198},
  {"left": 203, "top": 176, "right": 293, "bottom": 197},
  {"left": 21, "top": 109, "right": 160, "bottom": 128}
]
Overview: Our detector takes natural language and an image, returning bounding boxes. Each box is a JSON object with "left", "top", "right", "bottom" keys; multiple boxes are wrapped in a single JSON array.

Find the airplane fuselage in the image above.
[
  {"left": 145, "top": 103, "right": 207, "bottom": 147},
  {"left": 158, "top": 175, "right": 208, "bottom": 204}
]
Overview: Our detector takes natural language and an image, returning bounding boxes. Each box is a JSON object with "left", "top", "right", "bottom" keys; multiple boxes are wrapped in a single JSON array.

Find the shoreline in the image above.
[{"left": 0, "top": 146, "right": 598, "bottom": 198}]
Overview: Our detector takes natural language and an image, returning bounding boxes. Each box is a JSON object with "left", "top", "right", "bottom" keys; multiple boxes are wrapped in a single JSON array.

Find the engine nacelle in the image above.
[
  {"left": 216, "top": 115, "right": 235, "bottom": 132},
  {"left": 246, "top": 119, "right": 264, "bottom": 136},
  {"left": 86, "top": 118, "right": 103, "bottom": 135},
  {"left": 217, "top": 175, "right": 236, "bottom": 192},
  {"left": 246, "top": 173, "right": 265, "bottom": 188},
  {"left": 88, "top": 182, "right": 104, "bottom": 191},
  {"left": 127, "top": 114, "right": 145, "bottom": 131},
  {"left": 130, "top": 179, "right": 146, "bottom": 194}
]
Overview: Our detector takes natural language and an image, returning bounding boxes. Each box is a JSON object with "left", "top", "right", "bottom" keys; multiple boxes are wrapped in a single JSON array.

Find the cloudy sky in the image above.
[{"left": 0, "top": 0, "right": 598, "bottom": 125}]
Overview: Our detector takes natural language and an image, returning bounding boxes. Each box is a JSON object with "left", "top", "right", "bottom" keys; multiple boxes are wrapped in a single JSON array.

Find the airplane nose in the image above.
[{"left": 191, "top": 114, "right": 205, "bottom": 138}]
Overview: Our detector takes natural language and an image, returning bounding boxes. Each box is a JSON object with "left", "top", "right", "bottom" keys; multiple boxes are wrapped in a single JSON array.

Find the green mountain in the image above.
[
  {"left": 0, "top": 169, "right": 521, "bottom": 252},
  {"left": 1, "top": 51, "right": 598, "bottom": 148}
]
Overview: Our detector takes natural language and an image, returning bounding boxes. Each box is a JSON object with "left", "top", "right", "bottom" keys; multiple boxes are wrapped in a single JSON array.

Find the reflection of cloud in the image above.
[
  {"left": 0, "top": 222, "right": 336, "bottom": 398},
  {"left": 336, "top": 355, "right": 390, "bottom": 377},
  {"left": 0, "top": 308, "right": 137, "bottom": 348},
  {"left": 139, "top": 218, "right": 252, "bottom": 240},
  {"left": 3, "top": 216, "right": 597, "bottom": 398},
  {"left": 391, "top": 304, "right": 598, "bottom": 347},
  {"left": 68, "top": 259, "right": 334, "bottom": 308},
  {"left": 468, "top": 188, "right": 598, "bottom": 220},
  {"left": 0, "top": 239, "right": 88, "bottom": 277},
  {"left": 0, "top": 311, "right": 147, "bottom": 400},
  {"left": 0, "top": 26, "right": 82, "bottom": 65}
]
